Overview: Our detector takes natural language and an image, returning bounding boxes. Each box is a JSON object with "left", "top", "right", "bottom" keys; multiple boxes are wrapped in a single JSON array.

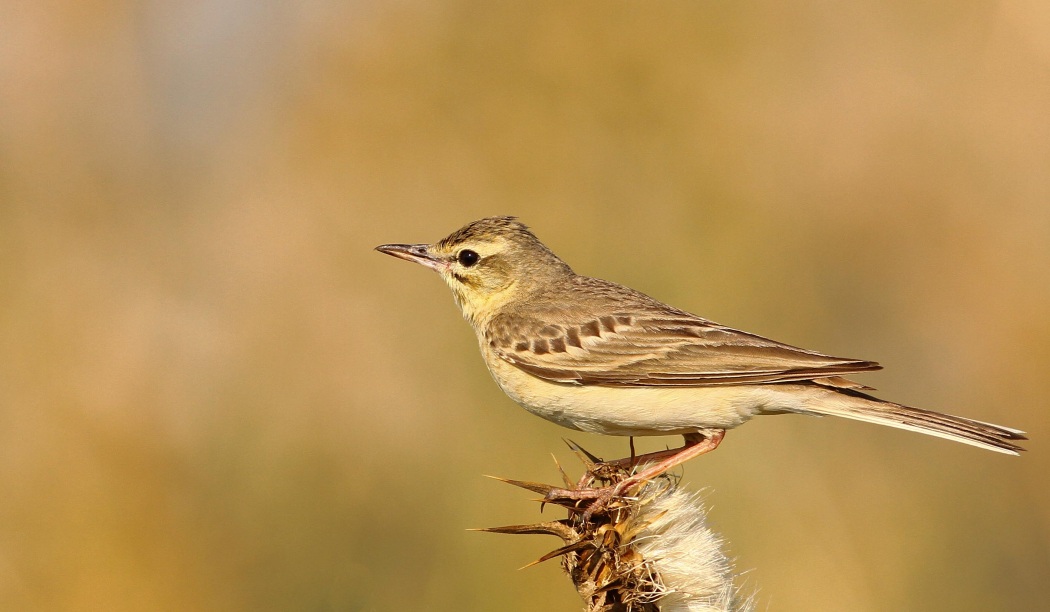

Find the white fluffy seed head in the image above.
[{"left": 624, "top": 482, "right": 753, "bottom": 612}]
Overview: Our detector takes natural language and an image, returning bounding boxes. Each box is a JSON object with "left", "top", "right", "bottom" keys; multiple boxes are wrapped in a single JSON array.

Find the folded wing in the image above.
[{"left": 486, "top": 309, "right": 880, "bottom": 387}]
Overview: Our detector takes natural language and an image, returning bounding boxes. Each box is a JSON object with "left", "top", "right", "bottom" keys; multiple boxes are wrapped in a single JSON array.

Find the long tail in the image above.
[{"left": 804, "top": 387, "right": 1027, "bottom": 455}]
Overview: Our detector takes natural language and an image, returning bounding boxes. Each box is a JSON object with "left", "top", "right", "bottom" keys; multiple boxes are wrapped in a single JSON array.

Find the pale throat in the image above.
[{"left": 450, "top": 277, "right": 521, "bottom": 328}]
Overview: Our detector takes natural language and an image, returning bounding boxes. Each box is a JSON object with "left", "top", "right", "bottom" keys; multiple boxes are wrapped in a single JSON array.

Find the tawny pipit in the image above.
[{"left": 376, "top": 217, "right": 1025, "bottom": 488}]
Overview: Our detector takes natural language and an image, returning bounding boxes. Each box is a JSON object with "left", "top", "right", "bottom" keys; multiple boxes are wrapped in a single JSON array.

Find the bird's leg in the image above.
[
  {"left": 613, "top": 429, "right": 724, "bottom": 486},
  {"left": 610, "top": 433, "right": 710, "bottom": 470},
  {"left": 576, "top": 431, "right": 718, "bottom": 487},
  {"left": 549, "top": 429, "right": 726, "bottom": 521}
]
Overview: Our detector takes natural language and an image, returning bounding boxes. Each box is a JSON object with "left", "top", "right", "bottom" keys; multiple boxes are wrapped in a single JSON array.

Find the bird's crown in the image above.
[{"left": 437, "top": 216, "right": 537, "bottom": 249}]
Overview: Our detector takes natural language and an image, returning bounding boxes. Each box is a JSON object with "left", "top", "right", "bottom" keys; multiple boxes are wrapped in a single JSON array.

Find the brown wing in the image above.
[{"left": 485, "top": 308, "right": 881, "bottom": 387}]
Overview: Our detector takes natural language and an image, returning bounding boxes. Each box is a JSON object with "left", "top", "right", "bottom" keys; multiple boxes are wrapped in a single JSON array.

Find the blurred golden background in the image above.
[{"left": 2, "top": 2, "right": 1048, "bottom": 610}]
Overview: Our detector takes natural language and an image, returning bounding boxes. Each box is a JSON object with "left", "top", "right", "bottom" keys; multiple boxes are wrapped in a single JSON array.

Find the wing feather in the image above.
[{"left": 486, "top": 307, "right": 880, "bottom": 388}]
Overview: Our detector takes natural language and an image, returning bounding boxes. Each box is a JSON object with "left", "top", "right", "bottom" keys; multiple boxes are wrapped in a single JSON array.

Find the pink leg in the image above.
[
  {"left": 622, "top": 430, "right": 723, "bottom": 482},
  {"left": 549, "top": 429, "right": 727, "bottom": 520},
  {"left": 608, "top": 432, "right": 717, "bottom": 470}
]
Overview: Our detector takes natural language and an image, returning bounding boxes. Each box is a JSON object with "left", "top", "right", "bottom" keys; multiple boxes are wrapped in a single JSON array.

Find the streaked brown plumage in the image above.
[{"left": 376, "top": 216, "right": 1027, "bottom": 460}]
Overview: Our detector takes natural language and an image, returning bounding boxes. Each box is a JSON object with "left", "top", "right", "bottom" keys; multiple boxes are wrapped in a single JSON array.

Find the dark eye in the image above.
[{"left": 457, "top": 249, "right": 479, "bottom": 267}]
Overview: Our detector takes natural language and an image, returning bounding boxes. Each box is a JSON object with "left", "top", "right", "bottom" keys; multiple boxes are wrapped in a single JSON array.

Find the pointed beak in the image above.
[{"left": 374, "top": 243, "right": 446, "bottom": 272}]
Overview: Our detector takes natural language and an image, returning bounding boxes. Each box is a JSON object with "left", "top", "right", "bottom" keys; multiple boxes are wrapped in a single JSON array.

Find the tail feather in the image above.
[{"left": 808, "top": 389, "right": 1027, "bottom": 455}]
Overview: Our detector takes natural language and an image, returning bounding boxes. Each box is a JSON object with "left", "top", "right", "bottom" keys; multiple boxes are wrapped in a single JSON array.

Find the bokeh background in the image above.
[{"left": 2, "top": 2, "right": 1048, "bottom": 610}]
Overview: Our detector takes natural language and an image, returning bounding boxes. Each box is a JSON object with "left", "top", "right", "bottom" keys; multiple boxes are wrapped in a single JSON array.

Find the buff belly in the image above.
[{"left": 483, "top": 349, "right": 807, "bottom": 436}]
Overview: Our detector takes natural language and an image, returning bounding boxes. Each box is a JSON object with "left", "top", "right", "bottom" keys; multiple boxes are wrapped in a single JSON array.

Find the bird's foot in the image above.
[
  {"left": 557, "top": 429, "right": 728, "bottom": 519},
  {"left": 542, "top": 473, "right": 636, "bottom": 522},
  {"left": 501, "top": 430, "right": 727, "bottom": 523}
]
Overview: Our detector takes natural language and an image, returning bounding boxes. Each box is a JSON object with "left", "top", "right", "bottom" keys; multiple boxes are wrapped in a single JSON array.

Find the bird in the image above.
[{"left": 376, "top": 216, "right": 1025, "bottom": 497}]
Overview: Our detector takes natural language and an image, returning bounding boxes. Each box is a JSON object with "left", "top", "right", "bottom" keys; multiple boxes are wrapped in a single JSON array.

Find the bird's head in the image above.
[{"left": 376, "top": 216, "right": 572, "bottom": 325}]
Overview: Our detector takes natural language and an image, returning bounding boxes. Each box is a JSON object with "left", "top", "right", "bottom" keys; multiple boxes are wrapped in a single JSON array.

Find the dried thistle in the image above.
[{"left": 477, "top": 444, "right": 753, "bottom": 612}]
